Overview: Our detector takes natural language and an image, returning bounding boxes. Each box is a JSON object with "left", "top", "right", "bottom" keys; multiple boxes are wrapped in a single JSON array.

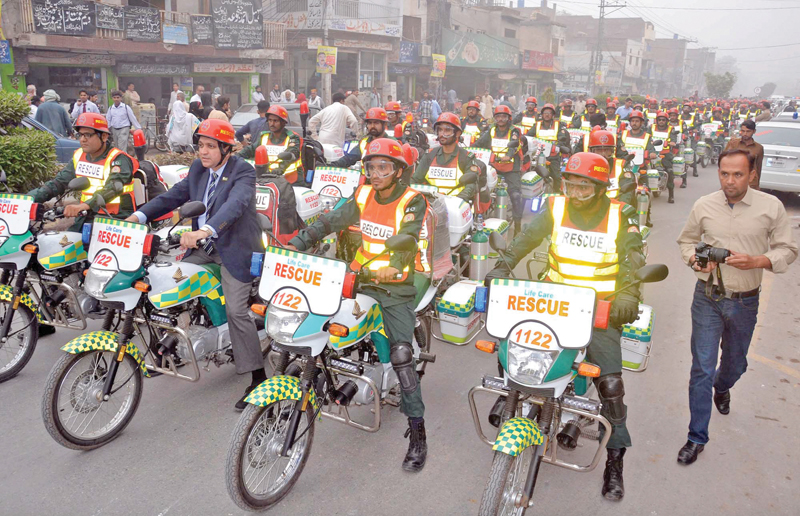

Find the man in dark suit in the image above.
[{"left": 126, "top": 119, "right": 266, "bottom": 410}]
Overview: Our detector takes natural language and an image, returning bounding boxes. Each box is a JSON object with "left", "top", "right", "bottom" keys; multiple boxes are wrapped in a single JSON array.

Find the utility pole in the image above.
[
  {"left": 587, "top": 0, "right": 626, "bottom": 94},
  {"left": 321, "top": 0, "right": 332, "bottom": 106}
]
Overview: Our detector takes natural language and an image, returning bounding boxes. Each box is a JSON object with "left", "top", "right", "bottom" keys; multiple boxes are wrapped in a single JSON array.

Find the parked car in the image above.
[
  {"left": 21, "top": 116, "right": 80, "bottom": 164},
  {"left": 755, "top": 120, "right": 800, "bottom": 193}
]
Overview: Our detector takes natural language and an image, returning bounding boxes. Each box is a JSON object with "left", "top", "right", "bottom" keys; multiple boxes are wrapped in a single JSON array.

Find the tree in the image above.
[
  {"left": 760, "top": 82, "right": 778, "bottom": 98},
  {"left": 705, "top": 72, "right": 737, "bottom": 98}
]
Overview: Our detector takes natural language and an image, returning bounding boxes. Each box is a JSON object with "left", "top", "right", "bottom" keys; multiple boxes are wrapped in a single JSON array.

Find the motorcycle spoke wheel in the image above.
[
  {"left": 42, "top": 350, "right": 143, "bottom": 450},
  {"left": 226, "top": 399, "right": 315, "bottom": 511},
  {"left": 479, "top": 445, "right": 535, "bottom": 516},
  {"left": 0, "top": 303, "right": 38, "bottom": 383}
]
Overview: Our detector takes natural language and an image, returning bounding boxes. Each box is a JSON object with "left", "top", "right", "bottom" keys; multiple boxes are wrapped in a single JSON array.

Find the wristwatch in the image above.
[{"left": 199, "top": 224, "right": 215, "bottom": 238}]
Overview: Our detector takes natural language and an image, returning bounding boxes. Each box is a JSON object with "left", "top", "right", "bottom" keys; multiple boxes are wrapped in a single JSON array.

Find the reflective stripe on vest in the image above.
[
  {"left": 520, "top": 115, "right": 537, "bottom": 131},
  {"left": 73, "top": 148, "right": 135, "bottom": 214},
  {"left": 490, "top": 127, "right": 511, "bottom": 154},
  {"left": 606, "top": 159, "right": 625, "bottom": 198},
  {"left": 650, "top": 126, "right": 671, "bottom": 152},
  {"left": 546, "top": 196, "right": 622, "bottom": 296},
  {"left": 606, "top": 115, "right": 619, "bottom": 128},
  {"left": 580, "top": 116, "right": 592, "bottom": 129},
  {"left": 351, "top": 186, "right": 424, "bottom": 277},
  {"left": 534, "top": 120, "right": 559, "bottom": 142},
  {"left": 560, "top": 114, "right": 574, "bottom": 124},
  {"left": 427, "top": 150, "right": 465, "bottom": 196},
  {"left": 622, "top": 130, "right": 650, "bottom": 149},
  {"left": 259, "top": 132, "right": 301, "bottom": 175}
]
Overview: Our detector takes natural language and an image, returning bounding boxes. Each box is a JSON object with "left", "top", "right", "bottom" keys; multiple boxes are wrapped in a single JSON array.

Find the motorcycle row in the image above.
[{"left": 0, "top": 99, "right": 689, "bottom": 515}]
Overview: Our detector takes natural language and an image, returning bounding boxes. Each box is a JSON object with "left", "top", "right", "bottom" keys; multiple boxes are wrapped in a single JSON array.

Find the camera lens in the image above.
[{"left": 709, "top": 247, "right": 731, "bottom": 263}]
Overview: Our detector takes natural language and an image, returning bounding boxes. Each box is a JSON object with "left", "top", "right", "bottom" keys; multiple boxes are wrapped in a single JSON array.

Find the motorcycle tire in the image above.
[
  {"left": 700, "top": 156, "right": 707, "bottom": 169},
  {"left": 155, "top": 135, "right": 169, "bottom": 153},
  {"left": 42, "top": 350, "right": 143, "bottom": 450},
  {"left": 0, "top": 303, "right": 38, "bottom": 383},
  {"left": 653, "top": 191, "right": 661, "bottom": 198},
  {"left": 479, "top": 444, "right": 539, "bottom": 516},
  {"left": 226, "top": 400, "right": 315, "bottom": 511}
]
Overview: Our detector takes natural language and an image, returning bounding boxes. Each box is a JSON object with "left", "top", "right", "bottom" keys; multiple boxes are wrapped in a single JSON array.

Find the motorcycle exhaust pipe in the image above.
[
  {"left": 488, "top": 395, "right": 505, "bottom": 428},
  {"left": 332, "top": 380, "right": 358, "bottom": 406},
  {"left": 156, "top": 334, "right": 179, "bottom": 357},
  {"left": 556, "top": 421, "right": 581, "bottom": 450}
]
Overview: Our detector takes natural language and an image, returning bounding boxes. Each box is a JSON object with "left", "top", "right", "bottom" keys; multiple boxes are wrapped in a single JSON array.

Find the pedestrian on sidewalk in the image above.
[
  {"left": 167, "top": 93, "right": 198, "bottom": 153},
  {"left": 106, "top": 90, "right": 141, "bottom": 154},
  {"left": 723, "top": 119, "right": 764, "bottom": 190},
  {"left": 675, "top": 148, "right": 798, "bottom": 466},
  {"left": 35, "top": 89, "right": 72, "bottom": 137}
]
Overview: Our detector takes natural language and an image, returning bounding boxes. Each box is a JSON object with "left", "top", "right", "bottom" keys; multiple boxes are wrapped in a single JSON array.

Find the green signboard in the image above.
[{"left": 442, "top": 28, "right": 519, "bottom": 69}]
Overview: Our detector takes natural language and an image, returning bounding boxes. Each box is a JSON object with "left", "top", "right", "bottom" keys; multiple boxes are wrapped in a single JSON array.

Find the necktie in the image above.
[
  {"left": 202, "top": 171, "right": 218, "bottom": 254},
  {"left": 82, "top": 104, "right": 86, "bottom": 113}
]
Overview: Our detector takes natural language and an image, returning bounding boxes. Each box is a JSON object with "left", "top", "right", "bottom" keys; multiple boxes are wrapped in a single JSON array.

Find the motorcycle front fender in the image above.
[
  {"left": 61, "top": 330, "right": 149, "bottom": 377},
  {"left": 0, "top": 285, "right": 43, "bottom": 323},
  {"left": 492, "top": 417, "right": 544, "bottom": 457},
  {"left": 244, "top": 374, "right": 319, "bottom": 411}
]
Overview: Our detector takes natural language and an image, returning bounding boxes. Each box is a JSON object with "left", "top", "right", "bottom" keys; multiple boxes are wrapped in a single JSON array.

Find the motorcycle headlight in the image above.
[
  {"left": 266, "top": 304, "right": 308, "bottom": 343},
  {"left": 84, "top": 268, "right": 117, "bottom": 299},
  {"left": 507, "top": 342, "right": 558, "bottom": 386}
]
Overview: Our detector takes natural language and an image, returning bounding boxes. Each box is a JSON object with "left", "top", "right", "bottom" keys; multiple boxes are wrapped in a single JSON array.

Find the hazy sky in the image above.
[{"left": 549, "top": 0, "right": 800, "bottom": 96}]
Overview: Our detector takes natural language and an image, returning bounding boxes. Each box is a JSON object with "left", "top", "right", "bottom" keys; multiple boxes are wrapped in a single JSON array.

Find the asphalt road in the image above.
[{"left": 1, "top": 167, "right": 798, "bottom": 516}]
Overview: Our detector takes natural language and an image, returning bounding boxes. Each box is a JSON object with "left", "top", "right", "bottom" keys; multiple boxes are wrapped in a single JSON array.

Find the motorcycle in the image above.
[
  {"left": 699, "top": 122, "right": 724, "bottom": 168},
  {"left": 226, "top": 232, "right": 435, "bottom": 511},
  {"left": 469, "top": 232, "right": 669, "bottom": 515},
  {"left": 41, "top": 201, "right": 269, "bottom": 450}
]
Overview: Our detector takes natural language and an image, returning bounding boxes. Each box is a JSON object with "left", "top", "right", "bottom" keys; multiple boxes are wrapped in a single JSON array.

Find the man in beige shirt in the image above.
[
  {"left": 675, "top": 148, "right": 798, "bottom": 466},
  {"left": 724, "top": 119, "right": 763, "bottom": 189}
]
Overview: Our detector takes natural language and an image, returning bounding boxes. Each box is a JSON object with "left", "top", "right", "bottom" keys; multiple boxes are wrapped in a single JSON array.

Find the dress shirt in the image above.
[
  {"left": 677, "top": 188, "right": 798, "bottom": 292},
  {"left": 616, "top": 105, "right": 633, "bottom": 120},
  {"left": 190, "top": 94, "right": 201, "bottom": 104},
  {"left": 71, "top": 100, "right": 100, "bottom": 118},
  {"left": 252, "top": 91, "right": 266, "bottom": 104},
  {"left": 308, "top": 103, "right": 359, "bottom": 147},
  {"left": 106, "top": 103, "right": 142, "bottom": 129}
]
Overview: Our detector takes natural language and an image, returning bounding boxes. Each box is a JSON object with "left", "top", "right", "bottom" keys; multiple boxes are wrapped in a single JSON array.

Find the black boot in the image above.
[
  {"left": 402, "top": 417, "right": 428, "bottom": 472},
  {"left": 514, "top": 219, "right": 522, "bottom": 235},
  {"left": 38, "top": 323, "right": 56, "bottom": 337},
  {"left": 602, "top": 448, "right": 625, "bottom": 501},
  {"left": 668, "top": 190, "right": 675, "bottom": 204}
]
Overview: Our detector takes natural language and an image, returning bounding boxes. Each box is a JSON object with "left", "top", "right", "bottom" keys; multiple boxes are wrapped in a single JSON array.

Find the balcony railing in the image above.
[
  {"left": 330, "top": 0, "right": 400, "bottom": 26},
  {"left": 19, "top": 0, "right": 286, "bottom": 50}
]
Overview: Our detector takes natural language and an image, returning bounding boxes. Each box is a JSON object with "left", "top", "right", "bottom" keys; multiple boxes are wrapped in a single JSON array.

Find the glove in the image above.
[{"left": 610, "top": 292, "right": 639, "bottom": 327}]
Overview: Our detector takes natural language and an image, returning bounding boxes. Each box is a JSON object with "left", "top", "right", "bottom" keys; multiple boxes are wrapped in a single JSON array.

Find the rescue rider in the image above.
[
  {"left": 559, "top": 99, "right": 579, "bottom": 127},
  {"left": 412, "top": 112, "right": 481, "bottom": 201},
  {"left": 526, "top": 103, "right": 571, "bottom": 191},
  {"left": 587, "top": 129, "right": 636, "bottom": 205},
  {"left": 29, "top": 112, "right": 137, "bottom": 230},
  {"left": 239, "top": 105, "right": 302, "bottom": 181},
  {"left": 513, "top": 96, "right": 539, "bottom": 133},
  {"left": 650, "top": 111, "right": 679, "bottom": 203},
  {"left": 286, "top": 138, "right": 430, "bottom": 472},
  {"left": 573, "top": 98, "right": 598, "bottom": 129},
  {"left": 461, "top": 100, "right": 490, "bottom": 146},
  {"left": 485, "top": 152, "right": 644, "bottom": 502},
  {"left": 474, "top": 105, "right": 525, "bottom": 233},
  {"left": 620, "top": 110, "right": 657, "bottom": 226},
  {"left": 605, "top": 101, "right": 620, "bottom": 133},
  {"left": 329, "top": 107, "right": 393, "bottom": 169},
  {"left": 385, "top": 101, "right": 405, "bottom": 134},
  {"left": 668, "top": 108, "right": 689, "bottom": 188}
]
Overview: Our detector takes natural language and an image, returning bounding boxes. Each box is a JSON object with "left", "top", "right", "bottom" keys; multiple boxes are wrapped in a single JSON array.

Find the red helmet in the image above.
[
  {"left": 466, "top": 100, "right": 481, "bottom": 110},
  {"left": 434, "top": 112, "right": 462, "bottom": 132},
  {"left": 385, "top": 101, "right": 402, "bottom": 112},
  {"left": 401, "top": 143, "right": 419, "bottom": 168},
  {"left": 365, "top": 107, "right": 388, "bottom": 122},
  {"left": 606, "top": 102, "right": 617, "bottom": 109},
  {"left": 563, "top": 99, "right": 574, "bottom": 106},
  {"left": 194, "top": 118, "right": 236, "bottom": 146},
  {"left": 74, "top": 112, "right": 110, "bottom": 134},
  {"left": 723, "top": 103, "right": 731, "bottom": 109},
  {"left": 266, "top": 105, "right": 289, "bottom": 123},
  {"left": 563, "top": 152, "right": 610, "bottom": 186},
  {"left": 494, "top": 105, "right": 512, "bottom": 116},
  {"left": 712, "top": 106, "right": 722, "bottom": 113},
  {"left": 668, "top": 108, "right": 679, "bottom": 115},
  {"left": 586, "top": 99, "right": 598, "bottom": 106},
  {"left": 540, "top": 103, "right": 556, "bottom": 114},
  {"left": 656, "top": 111, "right": 668, "bottom": 119},
  {"left": 629, "top": 110, "right": 645, "bottom": 121},
  {"left": 525, "top": 96, "right": 537, "bottom": 104},
  {"left": 649, "top": 98, "right": 658, "bottom": 105},
  {"left": 588, "top": 129, "right": 616, "bottom": 148},
  {"left": 364, "top": 138, "right": 407, "bottom": 168}
]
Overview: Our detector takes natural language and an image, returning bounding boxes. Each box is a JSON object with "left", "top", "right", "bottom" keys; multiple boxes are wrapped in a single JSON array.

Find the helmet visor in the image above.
[
  {"left": 364, "top": 159, "right": 397, "bottom": 179},
  {"left": 562, "top": 177, "right": 597, "bottom": 201}
]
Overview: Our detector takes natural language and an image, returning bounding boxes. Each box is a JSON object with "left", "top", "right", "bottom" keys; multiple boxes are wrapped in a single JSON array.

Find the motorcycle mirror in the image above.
[
  {"left": 535, "top": 164, "right": 550, "bottom": 179},
  {"left": 634, "top": 264, "right": 669, "bottom": 283},
  {"left": 0, "top": 167, "right": 7, "bottom": 184},
  {"left": 458, "top": 172, "right": 478, "bottom": 186},
  {"left": 384, "top": 234, "right": 418, "bottom": 253},
  {"left": 488, "top": 231, "right": 507, "bottom": 252},
  {"left": 507, "top": 140, "right": 520, "bottom": 148},
  {"left": 619, "top": 181, "right": 637, "bottom": 194},
  {"left": 178, "top": 201, "right": 207, "bottom": 220},
  {"left": 277, "top": 151, "right": 294, "bottom": 161},
  {"left": 257, "top": 213, "right": 273, "bottom": 232},
  {"left": 652, "top": 139, "right": 663, "bottom": 146},
  {"left": 68, "top": 177, "right": 91, "bottom": 191}
]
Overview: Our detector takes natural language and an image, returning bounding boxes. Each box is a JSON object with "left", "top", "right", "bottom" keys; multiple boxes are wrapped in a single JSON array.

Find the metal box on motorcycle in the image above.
[
  {"left": 441, "top": 195, "right": 473, "bottom": 248},
  {"left": 437, "top": 279, "right": 483, "bottom": 344},
  {"left": 620, "top": 303, "right": 655, "bottom": 372},
  {"left": 673, "top": 157, "right": 686, "bottom": 177},
  {"left": 682, "top": 147, "right": 695, "bottom": 164},
  {"left": 292, "top": 187, "right": 322, "bottom": 226}
]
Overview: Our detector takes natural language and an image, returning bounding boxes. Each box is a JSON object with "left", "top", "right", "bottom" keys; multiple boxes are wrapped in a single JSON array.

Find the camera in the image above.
[{"left": 695, "top": 242, "right": 731, "bottom": 269}]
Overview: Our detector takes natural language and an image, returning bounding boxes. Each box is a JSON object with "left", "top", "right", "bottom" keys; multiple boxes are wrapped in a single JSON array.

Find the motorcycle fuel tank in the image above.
[
  {"left": 147, "top": 261, "right": 224, "bottom": 309},
  {"left": 37, "top": 231, "right": 87, "bottom": 270}
]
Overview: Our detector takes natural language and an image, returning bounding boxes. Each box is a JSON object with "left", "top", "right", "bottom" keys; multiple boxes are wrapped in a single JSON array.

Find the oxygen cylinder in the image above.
[
  {"left": 494, "top": 180, "right": 509, "bottom": 221},
  {"left": 636, "top": 189, "right": 649, "bottom": 232},
  {"left": 470, "top": 216, "right": 490, "bottom": 281}
]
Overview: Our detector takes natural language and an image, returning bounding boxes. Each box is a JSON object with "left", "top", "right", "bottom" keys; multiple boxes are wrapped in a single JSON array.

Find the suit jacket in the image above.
[{"left": 139, "top": 155, "right": 263, "bottom": 283}]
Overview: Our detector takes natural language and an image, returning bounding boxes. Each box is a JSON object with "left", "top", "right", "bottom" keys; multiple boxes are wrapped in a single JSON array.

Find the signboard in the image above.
[
  {"left": 88, "top": 218, "right": 148, "bottom": 273},
  {"left": 163, "top": 24, "right": 189, "bottom": 45},
  {"left": 190, "top": 15, "right": 214, "bottom": 45},
  {"left": 118, "top": 63, "right": 191, "bottom": 75},
  {"left": 522, "top": 50, "right": 554, "bottom": 72},
  {"left": 32, "top": 0, "right": 96, "bottom": 36},
  {"left": 193, "top": 62, "right": 268, "bottom": 74},
  {"left": 0, "top": 41, "right": 10, "bottom": 65},
  {"left": 95, "top": 4, "right": 124, "bottom": 31},
  {"left": 431, "top": 54, "right": 446, "bottom": 78},
  {"left": 211, "top": 0, "right": 264, "bottom": 50},
  {"left": 0, "top": 194, "right": 34, "bottom": 236},
  {"left": 124, "top": 6, "right": 161, "bottom": 42},
  {"left": 258, "top": 247, "right": 347, "bottom": 316},
  {"left": 485, "top": 279, "right": 596, "bottom": 349},
  {"left": 316, "top": 45, "right": 337, "bottom": 74},
  {"left": 306, "top": 0, "right": 324, "bottom": 29},
  {"left": 442, "top": 28, "right": 519, "bottom": 69},
  {"left": 399, "top": 41, "right": 420, "bottom": 64}
]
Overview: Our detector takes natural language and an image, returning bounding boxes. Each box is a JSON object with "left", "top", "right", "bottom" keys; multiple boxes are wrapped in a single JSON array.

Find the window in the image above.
[
  {"left": 276, "top": 0, "right": 308, "bottom": 13},
  {"left": 505, "top": 29, "right": 516, "bottom": 39},
  {"left": 360, "top": 52, "right": 385, "bottom": 90},
  {"left": 403, "top": 16, "right": 422, "bottom": 41},
  {"left": 753, "top": 126, "right": 800, "bottom": 147}
]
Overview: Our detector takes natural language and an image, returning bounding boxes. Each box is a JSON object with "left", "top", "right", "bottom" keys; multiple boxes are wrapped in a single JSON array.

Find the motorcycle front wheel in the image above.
[
  {"left": 41, "top": 350, "right": 143, "bottom": 450},
  {"left": 700, "top": 156, "right": 707, "bottom": 169},
  {"left": 226, "top": 399, "right": 315, "bottom": 511},
  {"left": 154, "top": 135, "right": 169, "bottom": 153},
  {"left": 0, "top": 303, "right": 38, "bottom": 383},
  {"left": 479, "top": 444, "right": 539, "bottom": 516}
]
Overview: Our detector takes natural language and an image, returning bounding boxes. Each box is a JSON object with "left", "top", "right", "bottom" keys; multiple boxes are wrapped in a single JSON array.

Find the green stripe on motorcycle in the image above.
[
  {"left": 0, "top": 193, "right": 34, "bottom": 200},
  {"left": 244, "top": 374, "right": 319, "bottom": 411},
  {"left": 61, "top": 330, "right": 150, "bottom": 377},
  {"left": 0, "top": 285, "right": 43, "bottom": 322},
  {"left": 93, "top": 217, "right": 146, "bottom": 230},
  {"left": 493, "top": 417, "right": 544, "bottom": 456}
]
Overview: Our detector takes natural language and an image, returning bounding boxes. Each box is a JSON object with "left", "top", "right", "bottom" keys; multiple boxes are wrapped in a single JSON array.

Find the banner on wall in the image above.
[
  {"left": 316, "top": 45, "right": 337, "bottom": 74},
  {"left": 431, "top": 54, "right": 446, "bottom": 78}
]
